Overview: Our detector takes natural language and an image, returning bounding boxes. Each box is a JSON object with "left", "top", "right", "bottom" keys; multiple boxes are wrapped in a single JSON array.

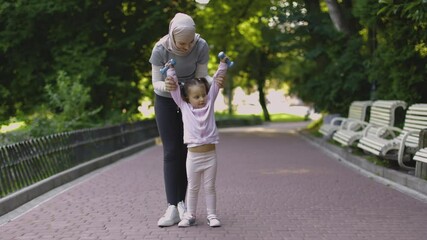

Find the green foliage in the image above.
[
  {"left": 28, "top": 71, "right": 102, "bottom": 137},
  {"left": 369, "top": 0, "right": 427, "bottom": 104},
  {"left": 0, "top": 0, "right": 196, "bottom": 123},
  {"left": 291, "top": 35, "right": 371, "bottom": 114},
  {"left": 196, "top": 0, "right": 290, "bottom": 120},
  {"left": 1, "top": 0, "right": 426, "bottom": 136},
  {"left": 45, "top": 71, "right": 101, "bottom": 131},
  {"left": 270, "top": 1, "right": 369, "bottom": 115},
  {"left": 268, "top": 0, "right": 427, "bottom": 115},
  {"left": 378, "top": 0, "right": 427, "bottom": 24}
]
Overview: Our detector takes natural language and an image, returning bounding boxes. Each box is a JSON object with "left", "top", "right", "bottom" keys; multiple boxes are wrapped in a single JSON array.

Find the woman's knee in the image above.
[{"left": 164, "top": 147, "right": 185, "bottom": 163}]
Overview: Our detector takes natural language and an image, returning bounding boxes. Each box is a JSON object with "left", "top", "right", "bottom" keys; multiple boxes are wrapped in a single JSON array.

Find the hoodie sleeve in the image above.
[{"left": 167, "top": 68, "right": 185, "bottom": 107}]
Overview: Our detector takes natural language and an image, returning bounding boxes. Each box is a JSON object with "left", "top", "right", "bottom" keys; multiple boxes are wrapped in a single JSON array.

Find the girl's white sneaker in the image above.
[
  {"left": 178, "top": 213, "right": 196, "bottom": 227},
  {"left": 207, "top": 214, "right": 221, "bottom": 227}
]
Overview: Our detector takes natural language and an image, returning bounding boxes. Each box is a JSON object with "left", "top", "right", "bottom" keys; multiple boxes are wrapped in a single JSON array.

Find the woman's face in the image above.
[{"left": 175, "top": 38, "right": 194, "bottom": 53}]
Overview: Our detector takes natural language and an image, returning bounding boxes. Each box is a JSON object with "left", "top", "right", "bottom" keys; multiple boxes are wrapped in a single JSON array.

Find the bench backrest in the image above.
[
  {"left": 398, "top": 104, "right": 427, "bottom": 146},
  {"left": 368, "top": 100, "right": 407, "bottom": 127},
  {"left": 347, "top": 101, "right": 372, "bottom": 121}
]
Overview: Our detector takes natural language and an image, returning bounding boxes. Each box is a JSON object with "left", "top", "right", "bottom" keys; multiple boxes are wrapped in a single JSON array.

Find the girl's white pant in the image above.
[{"left": 185, "top": 150, "right": 217, "bottom": 216}]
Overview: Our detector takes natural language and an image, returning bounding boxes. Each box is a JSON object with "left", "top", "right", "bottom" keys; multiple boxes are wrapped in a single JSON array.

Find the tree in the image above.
[
  {"left": 0, "top": 0, "right": 196, "bottom": 123},
  {"left": 196, "top": 0, "right": 287, "bottom": 121},
  {"left": 367, "top": 0, "right": 427, "bottom": 103},
  {"left": 269, "top": 0, "right": 371, "bottom": 114}
]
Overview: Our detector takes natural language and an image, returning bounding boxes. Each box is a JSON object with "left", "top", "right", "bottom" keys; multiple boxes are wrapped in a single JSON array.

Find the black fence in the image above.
[{"left": 0, "top": 120, "right": 158, "bottom": 198}]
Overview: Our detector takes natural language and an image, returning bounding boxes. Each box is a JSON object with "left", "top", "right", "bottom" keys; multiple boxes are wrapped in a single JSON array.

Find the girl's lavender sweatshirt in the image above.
[{"left": 169, "top": 62, "right": 227, "bottom": 148}]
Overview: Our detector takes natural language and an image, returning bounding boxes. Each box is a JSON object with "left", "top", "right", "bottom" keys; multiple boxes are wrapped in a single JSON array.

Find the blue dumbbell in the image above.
[
  {"left": 160, "top": 59, "right": 176, "bottom": 74},
  {"left": 218, "top": 51, "right": 234, "bottom": 68}
]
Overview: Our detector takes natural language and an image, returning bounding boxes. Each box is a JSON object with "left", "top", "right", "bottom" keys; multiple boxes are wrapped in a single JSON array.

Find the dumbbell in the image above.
[
  {"left": 218, "top": 51, "right": 234, "bottom": 68},
  {"left": 160, "top": 59, "right": 177, "bottom": 74}
]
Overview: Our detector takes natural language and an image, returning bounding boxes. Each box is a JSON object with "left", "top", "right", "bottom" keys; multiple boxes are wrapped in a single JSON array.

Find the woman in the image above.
[{"left": 149, "top": 12, "right": 224, "bottom": 227}]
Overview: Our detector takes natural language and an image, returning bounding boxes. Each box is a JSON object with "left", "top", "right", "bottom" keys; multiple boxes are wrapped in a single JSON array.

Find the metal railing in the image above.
[{"left": 0, "top": 120, "right": 158, "bottom": 197}]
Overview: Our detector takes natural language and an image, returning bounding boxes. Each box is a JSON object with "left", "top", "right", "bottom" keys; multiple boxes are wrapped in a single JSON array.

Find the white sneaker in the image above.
[
  {"left": 207, "top": 214, "right": 221, "bottom": 227},
  {"left": 177, "top": 201, "right": 186, "bottom": 220},
  {"left": 178, "top": 213, "right": 196, "bottom": 228},
  {"left": 157, "top": 205, "right": 180, "bottom": 227}
]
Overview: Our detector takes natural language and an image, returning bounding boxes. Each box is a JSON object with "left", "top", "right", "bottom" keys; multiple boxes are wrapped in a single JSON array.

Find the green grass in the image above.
[
  {"left": 303, "top": 116, "right": 323, "bottom": 137},
  {"left": 269, "top": 113, "right": 306, "bottom": 122},
  {"left": 215, "top": 113, "right": 306, "bottom": 123},
  {"left": 214, "top": 113, "right": 258, "bottom": 120},
  {"left": 1, "top": 121, "right": 26, "bottom": 133},
  {"left": 1, "top": 112, "right": 305, "bottom": 146}
]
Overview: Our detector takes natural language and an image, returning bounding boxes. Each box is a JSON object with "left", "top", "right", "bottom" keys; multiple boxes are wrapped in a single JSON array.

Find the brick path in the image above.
[{"left": 1, "top": 122, "right": 427, "bottom": 240}]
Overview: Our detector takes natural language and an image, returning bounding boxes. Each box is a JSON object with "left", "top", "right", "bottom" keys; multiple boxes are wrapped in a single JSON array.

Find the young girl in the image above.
[{"left": 167, "top": 55, "right": 230, "bottom": 227}]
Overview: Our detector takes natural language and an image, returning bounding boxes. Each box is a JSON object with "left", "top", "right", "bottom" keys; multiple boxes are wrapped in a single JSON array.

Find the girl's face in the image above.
[{"left": 187, "top": 84, "right": 207, "bottom": 109}]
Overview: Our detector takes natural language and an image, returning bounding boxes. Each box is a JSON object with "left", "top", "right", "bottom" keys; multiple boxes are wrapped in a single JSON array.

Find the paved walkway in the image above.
[{"left": 1, "top": 122, "right": 427, "bottom": 240}]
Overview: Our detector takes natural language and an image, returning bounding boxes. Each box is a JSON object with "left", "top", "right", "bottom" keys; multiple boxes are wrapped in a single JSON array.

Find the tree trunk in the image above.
[
  {"left": 227, "top": 75, "right": 234, "bottom": 115},
  {"left": 258, "top": 80, "right": 270, "bottom": 122},
  {"left": 258, "top": 51, "right": 270, "bottom": 122},
  {"left": 368, "top": 25, "right": 378, "bottom": 100},
  {"left": 324, "top": 0, "right": 351, "bottom": 34}
]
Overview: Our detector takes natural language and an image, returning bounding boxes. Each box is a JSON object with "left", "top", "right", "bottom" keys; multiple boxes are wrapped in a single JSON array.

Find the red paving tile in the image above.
[{"left": 1, "top": 123, "right": 427, "bottom": 240}]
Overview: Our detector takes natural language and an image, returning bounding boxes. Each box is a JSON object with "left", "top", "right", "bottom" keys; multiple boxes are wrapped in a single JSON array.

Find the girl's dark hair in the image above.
[{"left": 181, "top": 77, "right": 210, "bottom": 102}]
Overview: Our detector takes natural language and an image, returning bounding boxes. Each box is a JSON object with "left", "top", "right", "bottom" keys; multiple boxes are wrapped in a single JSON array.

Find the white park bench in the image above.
[
  {"left": 357, "top": 103, "right": 427, "bottom": 170},
  {"left": 414, "top": 129, "right": 427, "bottom": 178},
  {"left": 332, "top": 100, "right": 407, "bottom": 147},
  {"left": 318, "top": 101, "right": 372, "bottom": 139}
]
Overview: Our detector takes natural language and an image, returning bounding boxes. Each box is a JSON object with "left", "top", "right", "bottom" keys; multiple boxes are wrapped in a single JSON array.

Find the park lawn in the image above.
[{"left": 215, "top": 113, "right": 305, "bottom": 123}]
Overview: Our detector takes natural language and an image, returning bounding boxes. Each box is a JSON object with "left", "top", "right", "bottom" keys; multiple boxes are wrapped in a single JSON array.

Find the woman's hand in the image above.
[
  {"left": 165, "top": 76, "right": 177, "bottom": 91},
  {"left": 215, "top": 75, "right": 226, "bottom": 88}
]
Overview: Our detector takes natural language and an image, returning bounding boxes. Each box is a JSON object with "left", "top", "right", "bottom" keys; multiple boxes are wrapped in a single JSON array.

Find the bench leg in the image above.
[{"left": 415, "top": 161, "right": 427, "bottom": 179}]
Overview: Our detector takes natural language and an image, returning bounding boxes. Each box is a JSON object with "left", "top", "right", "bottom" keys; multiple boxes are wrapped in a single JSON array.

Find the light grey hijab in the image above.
[{"left": 159, "top": 13, "right": 201, "bottom": 56}]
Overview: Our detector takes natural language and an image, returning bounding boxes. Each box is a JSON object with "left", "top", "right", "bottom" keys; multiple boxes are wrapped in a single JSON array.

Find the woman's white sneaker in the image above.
[
  {"left": 207, "top": 214, "right": 221, "bottom": 227},
  {"left": 157, "top": 205, "right": 180, "bottom": 227},
  {"left": 177, "top": 201, "right": 186, "bottom": 220},
  {"left": 178, "top": 213, "right": 196, "bottom": 227}
]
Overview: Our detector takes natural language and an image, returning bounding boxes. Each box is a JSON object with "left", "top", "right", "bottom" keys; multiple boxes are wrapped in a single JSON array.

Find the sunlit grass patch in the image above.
[
  {"left": 269, "top": 113, "right": 305, "bottom": 122},
  {"left": 1, "top": 121, "right": 26, "bottom": 133},
  {"left": 215, "top": 113, "right": 306, "bottom": 123}
]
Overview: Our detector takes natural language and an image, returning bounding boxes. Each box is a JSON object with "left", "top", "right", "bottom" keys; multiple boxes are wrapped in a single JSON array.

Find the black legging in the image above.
[{"left": 154, "top": 94, "right": 188, "bottom": 206}]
